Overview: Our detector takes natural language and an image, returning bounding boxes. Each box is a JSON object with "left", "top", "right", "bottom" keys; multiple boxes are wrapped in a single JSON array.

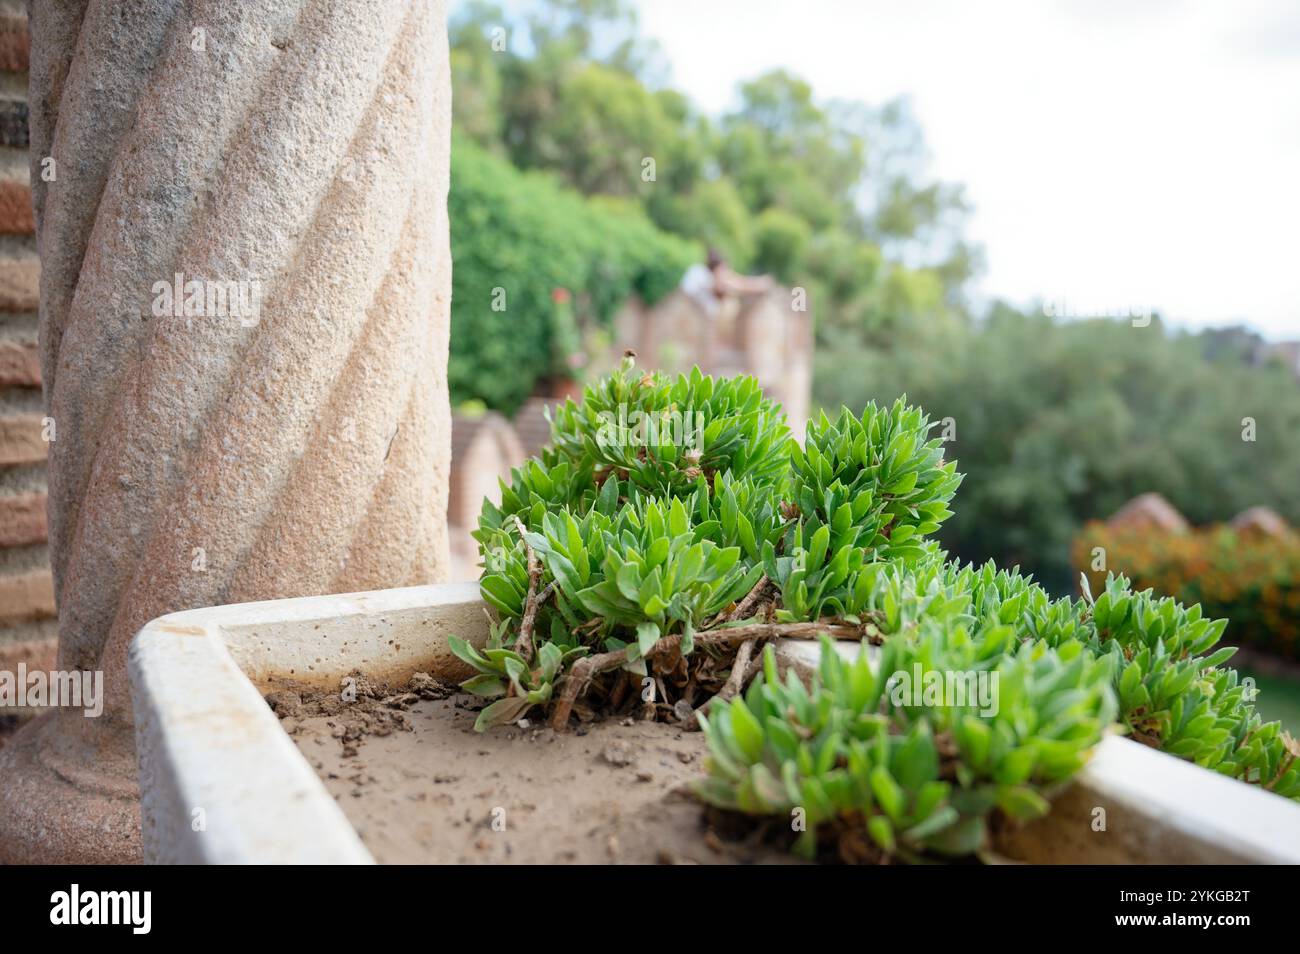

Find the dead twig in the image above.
[
  {"left": 714, "top": 574, "right": 770, "bottom": 626},
  {"left": 607, "top": 671, "right": 631, "bottom": 712},
  {"left": 691, "top": 618, "right": 866, "bottom": 648},
  {"left": 1265, "top": 733, "right": 1299, "bottom": 791},
  {"left": 550, "top": 648, "right": 631, "bottom": 729},
  {"left": 511, "top": 515, "right": 545, "bottom": 664},
  {"left": 696, "top": 637, "right": 757, "bottom": 719},
  {"left": 574, "top": 615, "right": 604, "bottom": 637},
  {"left": 550, "top": 616, "right": 869, "bottom": 730}
]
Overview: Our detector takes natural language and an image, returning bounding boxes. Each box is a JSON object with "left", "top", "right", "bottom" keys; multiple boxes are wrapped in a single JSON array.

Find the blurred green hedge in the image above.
[{"left": 449, "top": 136, "right": 699, "bottom": 414}]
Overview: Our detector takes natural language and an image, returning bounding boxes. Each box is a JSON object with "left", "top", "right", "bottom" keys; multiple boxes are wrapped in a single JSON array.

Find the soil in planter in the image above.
[{"left": 271, "top": 674, "right": 799, "bottom": 865}]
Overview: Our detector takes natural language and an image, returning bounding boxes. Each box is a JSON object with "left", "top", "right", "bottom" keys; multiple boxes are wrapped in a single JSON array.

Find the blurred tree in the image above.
[
  {"left": 530, "top": 64, "right": 691, "bottom": 196},
  {"left": 717, "top": 70, "right": 863, "bottom": 231},
  {"left": 816, "top": 305, "right": 1300, "bottom": 592},
  {"left": 752, "top": 206, "right": 812, "bottom": 283},
  {"left": 449, "top": 1, "right": 507, "bottom": 148},
  {"left": 1195, "top": 325, "right": 1267, "bottom": 365},
  {"left": 448, "top": 136, "right": 697, "bottom": 414},
  {"left": 646, "top": 177, "right": 755, "bottom": 268},
  {"left": 447, "top": 4, "right": 977, "bottom": 338},
  {"left": 446, "top": 1, "right": 1300, "bottom": 611}
]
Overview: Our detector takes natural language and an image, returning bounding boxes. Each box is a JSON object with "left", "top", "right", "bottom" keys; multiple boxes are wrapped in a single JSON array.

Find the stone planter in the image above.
[{"left": 128, "top": 583, "right": 1300, "bottom": 864}]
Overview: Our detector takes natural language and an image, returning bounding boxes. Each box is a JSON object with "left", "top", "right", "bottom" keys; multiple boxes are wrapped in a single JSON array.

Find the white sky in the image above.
[{"left": 631, "top": 0, "right": 1300, "bottom": 339}]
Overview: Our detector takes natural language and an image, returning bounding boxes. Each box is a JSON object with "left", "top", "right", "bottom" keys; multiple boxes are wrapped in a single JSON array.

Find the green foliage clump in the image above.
[
  {"left": 546, "top": 369, "right": 792, "bottom": 496},
  {"left": 818, "top": 307, "right": 1300, "bottom": 592},
  {"left": 699, "top": 631, "right": 1115, "bottom": 860},
  {"left": 810, "top": 557, "right": 1300, "bottom": 792},
  {"left": 448, "top": 136, "right": 698, "bottom": 413},
  {"left": 455, "top": 365, "right": 1300, "bottom": 862}
]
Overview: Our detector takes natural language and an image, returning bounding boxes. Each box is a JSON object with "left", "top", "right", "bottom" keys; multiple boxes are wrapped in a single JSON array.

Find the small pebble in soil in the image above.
[{"left": 601, "top": 741, "right": 636, "bottom": 766}]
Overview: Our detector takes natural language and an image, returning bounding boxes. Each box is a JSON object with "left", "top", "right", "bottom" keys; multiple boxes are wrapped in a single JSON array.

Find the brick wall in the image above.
[{"left": 0, "top": 3, "right": 56, "bottom": 703}]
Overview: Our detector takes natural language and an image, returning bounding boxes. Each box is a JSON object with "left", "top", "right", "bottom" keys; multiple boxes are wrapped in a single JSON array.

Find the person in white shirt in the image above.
[
  {"left": 679, "top": 248, "right": 776, "bottom": 367},
  {"left": 679, "top": 248, "right": 775, "bottom": 315}
]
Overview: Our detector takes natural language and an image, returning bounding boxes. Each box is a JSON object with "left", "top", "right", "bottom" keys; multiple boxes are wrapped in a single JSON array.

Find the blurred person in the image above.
[{"left": 679, "top": 248, "right": 775, "bottom": 366}]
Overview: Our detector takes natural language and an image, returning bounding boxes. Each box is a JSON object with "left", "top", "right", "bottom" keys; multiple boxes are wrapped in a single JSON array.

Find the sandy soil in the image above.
[{"left": 274, "top": 678, "right": 798, "bottom": 865}]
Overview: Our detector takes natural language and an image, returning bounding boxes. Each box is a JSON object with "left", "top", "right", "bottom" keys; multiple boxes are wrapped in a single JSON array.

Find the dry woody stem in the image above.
[{"left": 548, "top": 615, "right": 874, "bottom": 730}]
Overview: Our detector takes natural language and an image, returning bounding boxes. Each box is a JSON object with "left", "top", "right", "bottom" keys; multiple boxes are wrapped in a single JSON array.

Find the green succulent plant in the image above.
[
  {"left": 454, "top": 361, "right": 1300, "bottom": 860},
  {"left": 449, "top": 619, "right": 588, "bottom": 731},
  {"left": 697, "top": 629, "right": 1116, "bottom": 860}
]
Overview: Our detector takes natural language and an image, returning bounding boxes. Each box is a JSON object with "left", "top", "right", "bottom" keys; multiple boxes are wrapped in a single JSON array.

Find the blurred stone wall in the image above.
[{"left": 0, "top": 4, "right": 56, "bottom": 701}]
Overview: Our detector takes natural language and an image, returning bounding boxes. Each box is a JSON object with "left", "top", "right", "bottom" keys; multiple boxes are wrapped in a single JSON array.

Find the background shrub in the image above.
[
  {"left": 818, "top": 307, "right": 1300, "bottom": 593},
  {"left": 1076, "top": 525, "right": 1300, "bottom": 660},
  {"left": 449, "top": 135, "right": 699, "bottom": 414}
]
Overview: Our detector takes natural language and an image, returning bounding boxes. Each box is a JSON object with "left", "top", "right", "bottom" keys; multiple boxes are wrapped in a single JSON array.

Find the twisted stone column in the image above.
[{"left": 0, "top": 0, "right": 451, "bottom": 862}]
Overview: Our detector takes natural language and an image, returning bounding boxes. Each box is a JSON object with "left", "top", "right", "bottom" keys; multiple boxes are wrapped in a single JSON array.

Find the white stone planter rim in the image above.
[
  {"left": 129, "top": 582, "right": 483, "bottom": 864},
  {"left": 130, "top": 583, "right": 1300, "bottom": 864}
]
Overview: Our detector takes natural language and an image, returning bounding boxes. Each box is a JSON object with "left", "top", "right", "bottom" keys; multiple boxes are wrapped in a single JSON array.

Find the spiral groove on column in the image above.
[{"left": 31, "top": 0, "right": 452, "bottom": 713}]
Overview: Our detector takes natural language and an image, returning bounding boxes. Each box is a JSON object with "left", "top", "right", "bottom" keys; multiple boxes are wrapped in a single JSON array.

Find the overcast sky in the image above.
[{"left": 629, "top": 0, "right": 1300, "bottom": 339}]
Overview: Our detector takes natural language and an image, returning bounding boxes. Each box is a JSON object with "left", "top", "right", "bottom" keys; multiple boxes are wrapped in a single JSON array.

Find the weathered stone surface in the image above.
[
  {"left": 0, "top": 0, "right": 453, "bottom": 865},
  {"left": 1230, "top": 505, "right": 1291, "bottom": 539},
  {"left": 0, "top": 253, "right": 37, "bottom": 311},
  {"left": 37, "top": 0, "right": 453, "bottom": 706},
  {"left": 448, "top": 412, "right": 523, "bottom": 530},
  {"left": 447, "top": 411, "right": 524, "bottom": 581},
  {"left": 0, "top": 629, "right": 58, "bottom": 674},
  {"left": 613, "top": 287, "right": 812, "bottom": 439}
]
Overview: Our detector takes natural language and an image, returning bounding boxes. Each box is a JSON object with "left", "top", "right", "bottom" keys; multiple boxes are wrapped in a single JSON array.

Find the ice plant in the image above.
[
  {"left": 454, "top": 360, "right": 1300, "bottom": 860},
  {"left": 696, "top": 630, "right": 1115, "bottom": 861}
]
